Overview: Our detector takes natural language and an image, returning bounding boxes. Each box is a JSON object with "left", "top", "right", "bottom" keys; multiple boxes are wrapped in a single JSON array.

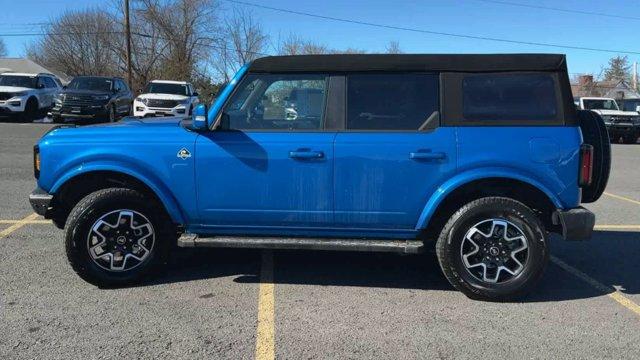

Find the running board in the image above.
[{"left": 177, "top": 234, "right": 424, "bottom": 254}]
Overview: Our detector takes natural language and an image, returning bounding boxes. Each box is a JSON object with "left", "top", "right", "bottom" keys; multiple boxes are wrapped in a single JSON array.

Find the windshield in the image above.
[
  {"left": 144, "top": 82, "right": 188, "bottom": 96},
  {"left": 68, "top": 77, "right": 112, "bottom": 92},
  {"left": 583, "top": 99, "right": 619, "bottom": 111},
  {"left": 0, "top": 75, "right": 37, "bottom": 88}
]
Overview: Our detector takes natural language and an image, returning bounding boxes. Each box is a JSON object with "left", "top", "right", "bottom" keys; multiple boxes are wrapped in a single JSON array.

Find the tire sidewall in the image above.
[
  {"left": 443, "top": 199, "right": 548, "bottom": 300},
  {"left": 66, "top": 190, "right": 168, "bottom": 286}
]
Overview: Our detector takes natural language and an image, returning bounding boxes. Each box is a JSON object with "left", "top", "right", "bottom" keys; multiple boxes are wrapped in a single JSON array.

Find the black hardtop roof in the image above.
[{"left": 249, "top": 53, "right": 567, "bottom": 73}]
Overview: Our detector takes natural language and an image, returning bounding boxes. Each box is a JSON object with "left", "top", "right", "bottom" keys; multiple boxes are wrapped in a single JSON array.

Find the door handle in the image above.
[
  {"left": 289, "top": 150, "right": 324, "bottom": 159},
  {"left": 409, "top": 151, "right": 446, "bottom": 160}
]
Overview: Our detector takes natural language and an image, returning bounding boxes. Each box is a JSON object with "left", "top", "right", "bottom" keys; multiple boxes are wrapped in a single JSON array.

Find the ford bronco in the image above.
[{"left": 29, "top": 54, "right": 610, "bottom": 301}]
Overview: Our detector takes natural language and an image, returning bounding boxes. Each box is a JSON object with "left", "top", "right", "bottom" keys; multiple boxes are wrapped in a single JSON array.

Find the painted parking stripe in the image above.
[
  {"left": 0, "top": 213, "right": 39, "bottom": 239},
  {"left": 594, "top": 225, "right": 640, "bottom": 230},
  {"left": 551, "top": 255, "right": 640, "bottom": 318},
  {"left": 0, "top": 219, "right": 50, "bottom": 224},
  {"left": 604, "top": 192, "right": 640, "bottom": 206},
  {"left": 255, "top": 250, "right": 275, "bottom": 360}
]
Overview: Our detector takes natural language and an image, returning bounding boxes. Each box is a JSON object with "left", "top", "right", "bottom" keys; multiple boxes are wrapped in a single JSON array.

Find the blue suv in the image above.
[{"left": 29, "top": 54, "right": 610, "bottom": 301}]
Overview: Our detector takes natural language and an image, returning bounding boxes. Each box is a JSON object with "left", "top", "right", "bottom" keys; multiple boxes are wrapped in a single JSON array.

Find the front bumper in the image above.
[
  {"left": 134, "top": 105, "right": 187, "bottom": 118},
  {"left": 50, "top": 103, "right": 109, "bottom": 119},
  {"left": 0, "top": 97, "right": 28, "bottom": 115},
  {"left": 29, "top": 187, "right": 53, "bottom": 216},
  {"left": 605, "top": 123, "right": 640, "bottom": 138},
  {"left": 552, "top": 207, "right": 595, "bottom": 241}
]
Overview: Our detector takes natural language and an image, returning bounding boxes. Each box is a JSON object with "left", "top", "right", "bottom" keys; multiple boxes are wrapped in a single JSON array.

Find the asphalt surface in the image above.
[{"left": 1, "top": 121, "right": 640, "bottom": 359}]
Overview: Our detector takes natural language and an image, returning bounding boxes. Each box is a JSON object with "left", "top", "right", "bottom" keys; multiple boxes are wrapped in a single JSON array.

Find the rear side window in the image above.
[
  {"left": 347, "top": 74, "right": 438, "bottom": 130},
  {"left": 462, "top": 74, "right": 557, "bottom": 121}
]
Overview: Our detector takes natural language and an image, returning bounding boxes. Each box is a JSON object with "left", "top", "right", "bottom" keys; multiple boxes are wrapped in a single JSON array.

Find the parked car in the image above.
[
  {"left": 49, "top": 76, "right": 133, "bottom": 123},
  {"left": 30, "top": 54, "right": 609, "bottom": 301},
  {"left": 621, "top": 98, "right": 640, "bottom": 113},
  {"left": 133, "top": 80, "right": 199, "bottom": 118},
  {"left": 0, "top": 72, "right": 62, "bottom": 120},
  {"left": 576, "top": 96, "right": 640, "bottom": 144}
]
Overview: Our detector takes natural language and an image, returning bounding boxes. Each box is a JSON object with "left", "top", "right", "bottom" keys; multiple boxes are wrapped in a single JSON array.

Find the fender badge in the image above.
[{"left": 177, "top": 148, "right": 191, "bottom": 160}]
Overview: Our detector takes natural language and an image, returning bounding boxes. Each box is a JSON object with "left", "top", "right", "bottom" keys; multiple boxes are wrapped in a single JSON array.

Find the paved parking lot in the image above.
[{"left": 1, "top": 122, "right": 640, "bottom": 359}]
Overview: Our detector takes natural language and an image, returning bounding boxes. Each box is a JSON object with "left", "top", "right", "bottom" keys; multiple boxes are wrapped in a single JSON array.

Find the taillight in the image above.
[
  {"left": 579, "top": 144, "right": 593, "bottom": 187},
  {"left": 33, "top": 145, "right": 40, "bottom": 179}
]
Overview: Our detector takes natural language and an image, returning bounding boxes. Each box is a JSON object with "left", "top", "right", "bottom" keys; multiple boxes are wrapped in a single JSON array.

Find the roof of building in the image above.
[
  {"left": 249, "top": 54, "right": 568, "bottom": 73},
  {"left": 0, "top": 58, "right": 68, "bottom": 81}
]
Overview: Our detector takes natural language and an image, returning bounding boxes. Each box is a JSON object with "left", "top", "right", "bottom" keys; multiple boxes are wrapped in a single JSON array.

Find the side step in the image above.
[{"left": 177, "top": 234, "right": 424, "bottom": 254}]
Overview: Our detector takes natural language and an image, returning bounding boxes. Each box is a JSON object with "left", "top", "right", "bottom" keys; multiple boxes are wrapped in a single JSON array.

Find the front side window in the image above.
[
  {"left": 346, "top": 74, "right": 439, "bottom": 130},
  {"left": 68, "top": 77, "right": 113, "bottom": 92},
  {"left": 463, "top": 73, "right": 558, "bottom": 121},
  {"left": 623, "top": 100, "right": 640, "bottom": 112},
  {"left": 222, "top": 74, "right": 328, "bottom": 130},
  {"left": 0, "top": 75, "right": 37, "bottom": 88},
  {"left": 583, "top": 99, "right": 619, "bottom": 111}
]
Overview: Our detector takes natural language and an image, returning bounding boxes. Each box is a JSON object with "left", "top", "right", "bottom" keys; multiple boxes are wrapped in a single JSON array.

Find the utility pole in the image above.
[
  {"left": 633, "top": 62, "right": 638, "bottom": 92},
  {"left": 124, "top": 0, "right": 133, "bottom": 88}
]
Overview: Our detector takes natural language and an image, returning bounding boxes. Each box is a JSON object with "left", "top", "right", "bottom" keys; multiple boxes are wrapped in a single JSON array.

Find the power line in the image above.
[
  {"left": 468, "top": 0, "right": 640, "bottom": 21},
  {"left": 224, "top": 0, "right": 640, "bottom": 56}
]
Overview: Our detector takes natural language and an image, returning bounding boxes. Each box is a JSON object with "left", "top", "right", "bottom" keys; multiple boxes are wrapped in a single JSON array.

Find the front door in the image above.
[
  {"left": 333, "top": 73, "right": 456, "bottom": 230},
  {"left": 195, "top": 73, "right": 336, "bottom": 231}
]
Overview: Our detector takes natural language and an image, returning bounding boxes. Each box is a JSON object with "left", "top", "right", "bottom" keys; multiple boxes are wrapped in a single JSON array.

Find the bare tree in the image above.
[
  {"left": 0, "top": 38, "right": 7, "bottom": 57},
  {"left": 27, "top": 9, "right": 119, "bottom": 76},
  {"left": 385, "top": 40, "right": 402, "bottom": 54},
  {"left": 214, "top": 8, "right": 268, "bottom": 80},
  {"left": 278, "top": 35, "right": 329, "bottom": 55}
]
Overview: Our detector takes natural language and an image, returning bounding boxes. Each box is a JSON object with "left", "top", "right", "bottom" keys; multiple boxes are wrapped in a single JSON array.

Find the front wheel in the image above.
[
  {"left": 436, "top": 197, "right": 548, "bottom": 301},
  {"left": 64, "top": 188, "right": 173, "bottom": 287}
]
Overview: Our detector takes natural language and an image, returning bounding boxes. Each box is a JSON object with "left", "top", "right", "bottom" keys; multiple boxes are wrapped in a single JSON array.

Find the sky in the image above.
[{"left": 0, "top": 0, "right": 639, "bottom": 76}]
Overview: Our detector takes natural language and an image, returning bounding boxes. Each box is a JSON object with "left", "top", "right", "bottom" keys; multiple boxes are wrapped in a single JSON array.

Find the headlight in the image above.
[
  {"left": 180, "top": 99, "right": 191, "bottom": 105},
  {"left": 136, "top": 97, "right": 148, "bottom": 105},
  {"left": 601, "top": 115, "right": 612, "bottom": 123},
  {"left": 11, "top": 91, "right": 27, "bottom": 98},
  {"left": 93, "top": 95, "right": 110, "bottom": 101}
]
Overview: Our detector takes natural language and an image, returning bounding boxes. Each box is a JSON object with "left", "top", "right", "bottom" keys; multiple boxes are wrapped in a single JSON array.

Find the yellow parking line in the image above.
[
  {"left": 551, "top": 255, "right": 640, "bottom": 318},
  {"left": 604, "top": 192, "right": 640, "bottom": 206},
  {"left": 594, "top": 225, "right": 640, "bottom": 230},
  {"left": 255, "top": 250, "right": 275, "bottom": 360},
  {"left": 0, "top": 219, "right": 50, "bottom": 224},
  {"left": 0, "top": 213, "right": 40, "bottom": 239}
]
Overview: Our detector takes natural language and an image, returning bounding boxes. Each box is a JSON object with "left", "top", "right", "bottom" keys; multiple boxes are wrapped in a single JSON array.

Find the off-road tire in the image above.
[
  {"left": 577, "top": 110, "right": 611, "bottom": 203},
  {"left": 64, "top": 188, "right": 173, "bottom": 287},
  {"left": 436, "top": 197, "right": 549, "bottom": 301}
]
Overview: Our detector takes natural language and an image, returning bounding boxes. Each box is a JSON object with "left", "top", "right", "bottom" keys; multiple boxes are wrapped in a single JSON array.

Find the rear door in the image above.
[
  {"left": 333, "top": 73, "right": 456, "bottom": 230},
  {"left": 195, "top": 73, "right": 337, "bottom": 230}
]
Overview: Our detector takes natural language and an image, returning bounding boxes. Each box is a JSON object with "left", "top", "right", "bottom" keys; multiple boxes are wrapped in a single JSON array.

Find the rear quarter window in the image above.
[{"left": 463, "top": 74, "right": 557, "bottom": 121}]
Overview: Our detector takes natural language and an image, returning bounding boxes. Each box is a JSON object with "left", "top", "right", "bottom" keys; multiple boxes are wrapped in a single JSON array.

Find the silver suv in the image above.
[{"left": 0, "top": 72, "right": 62, "bottom": 120}]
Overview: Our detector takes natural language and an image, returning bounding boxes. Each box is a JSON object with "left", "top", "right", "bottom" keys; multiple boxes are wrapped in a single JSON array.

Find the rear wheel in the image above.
[
  {"left": 577, "top": 110, "right": 611, "bottom": 203},
  {"left": 436, "top": 197, "right": 548, "bottom": 301},
  {"left": 65, "top": 188, "right": 173, "bottom": 287}
]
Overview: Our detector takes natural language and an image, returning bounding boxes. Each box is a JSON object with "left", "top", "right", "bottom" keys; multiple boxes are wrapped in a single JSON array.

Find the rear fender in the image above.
[{"left": 415, "top": 167, "right": 562, "bottom": 230}]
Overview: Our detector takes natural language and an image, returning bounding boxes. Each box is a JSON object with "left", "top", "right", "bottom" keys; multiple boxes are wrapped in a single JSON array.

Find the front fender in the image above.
[
  {"left": 414, "top": 167, "right": 563, "bottom": 230},
  {"left": 48, "top": 158, "right": 186, "bottom": 225}
]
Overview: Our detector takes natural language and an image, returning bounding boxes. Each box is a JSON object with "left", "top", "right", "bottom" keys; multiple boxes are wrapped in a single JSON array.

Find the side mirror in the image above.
[
  {"left": 192, "top": 92, "right": 199, "bottom": 97},
  {"left": 192, "top": 104, "right": 208, "bottom": 130}
]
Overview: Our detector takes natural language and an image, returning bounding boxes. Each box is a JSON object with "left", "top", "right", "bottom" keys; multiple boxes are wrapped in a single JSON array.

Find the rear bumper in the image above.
[
  {"left": 552, "top": 207, "right": 595, "bottom": 241},
  {"left": 29, "top": 187, "right": 53, "bottom": 217}
]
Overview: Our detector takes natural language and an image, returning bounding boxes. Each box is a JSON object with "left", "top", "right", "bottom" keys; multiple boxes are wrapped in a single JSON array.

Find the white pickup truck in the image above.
[{"left": 576, "top": 97, "right": 640, "bottom": 144}]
